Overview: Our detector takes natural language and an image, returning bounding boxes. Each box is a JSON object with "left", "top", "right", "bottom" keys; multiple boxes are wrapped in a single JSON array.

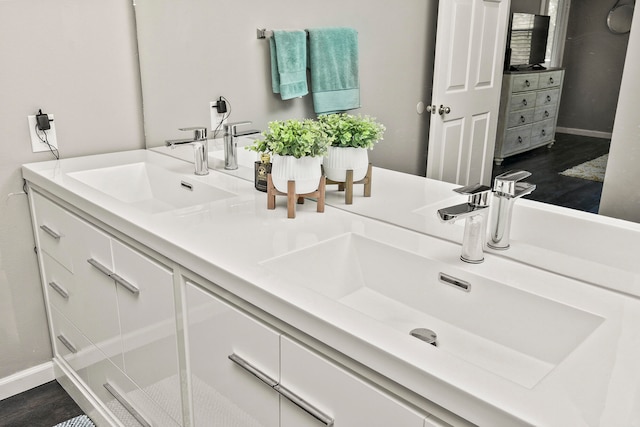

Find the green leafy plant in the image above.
[
  {"left": 247, "top": 119, "right": 331, "bottom": 158},
  {"left": 318, "top": 113, "right": 386, "bottom": 149}
]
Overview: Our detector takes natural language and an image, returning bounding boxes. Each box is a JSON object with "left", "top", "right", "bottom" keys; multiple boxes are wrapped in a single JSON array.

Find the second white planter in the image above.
[
  {"left": 323, "top": 146, "right": 369, "bottom": 182},
  {"left": 270, "top": 154, "right": 324, "bottom": 194}
]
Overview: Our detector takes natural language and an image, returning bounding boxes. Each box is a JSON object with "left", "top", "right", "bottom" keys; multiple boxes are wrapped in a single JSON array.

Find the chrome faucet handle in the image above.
[
  {"left": 179, "top": 126, "right": 208, "bottom": 141},
  {"left": 223, "top": 121, "right": 252, "bottom": 134},
  {"left": 453, "top": 183, "right": 492, "bottom": 207},
  {"left": 493, "top": 170, "right": 532, "bottom": 197}
]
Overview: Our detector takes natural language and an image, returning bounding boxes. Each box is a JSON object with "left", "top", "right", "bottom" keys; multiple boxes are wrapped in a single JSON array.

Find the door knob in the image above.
[
  {"left": 426, "top": 104, "right": 437, "bottom": 114},
  {"left": 439, "top": 105, "right": 451, "bottom": 115}
]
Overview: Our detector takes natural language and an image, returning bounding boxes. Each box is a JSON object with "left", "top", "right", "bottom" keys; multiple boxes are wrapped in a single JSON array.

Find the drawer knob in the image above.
[
  {"left": 517, "top": 136, "right": 523, "bottom": 143},
  {"left": 549, "top": 77, "right": 554, "bottom": 84},
  {"left": 546, "top": 95, "right": 552, "bottom": 103},
  {"left": 522, "top": 99, "right": 528, "bottom": 107},
  {"left": 544, "top": 110, "right": 550, "bottom": 118},
  {"left": 520, "top": 115, "right": 525, "bottom": 123},
  {"left": 525, "top": 80, "right": 530, "bottom": 87},
  {"left": 541, "top": 129, "right": 547, "bottom": 136}
]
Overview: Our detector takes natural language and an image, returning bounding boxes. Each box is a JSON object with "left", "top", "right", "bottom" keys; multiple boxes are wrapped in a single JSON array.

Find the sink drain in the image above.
[{"left": 410, "top": 328, "right": 437, "bottom": 346}]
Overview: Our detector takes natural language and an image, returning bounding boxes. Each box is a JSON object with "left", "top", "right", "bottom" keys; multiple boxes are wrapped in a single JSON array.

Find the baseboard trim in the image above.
[
  {"left": 556, "top": 127, "right": 612, "bottom": 140},
  {"left": 0, "top": 361, "right": 55, "bottom": 401}
]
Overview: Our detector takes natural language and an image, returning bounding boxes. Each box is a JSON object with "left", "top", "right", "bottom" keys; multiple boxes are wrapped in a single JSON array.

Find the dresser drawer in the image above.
[
  {"left": 503, "top": 126, "right": 532, "bottom": 154},
  {"left": 534, "top": 104, "right": 557, "bottom": 122},
  {"left": 536, "top": 88, "right": 560, "bottom": 106},
  {"left": 531, "top": 119, "right": 555, "bottom": 145},
  {"left": 509, "top": 91, "right": 537, "bottom": 111},
  {"left": 512, "top": 74, "right": 539, "bottom": 92},
  {"left": 507, "top": 108, "right": 535, "bottom": 128},
  {"left": 538, "top": 70, "right": 563, "bottom": 89}
]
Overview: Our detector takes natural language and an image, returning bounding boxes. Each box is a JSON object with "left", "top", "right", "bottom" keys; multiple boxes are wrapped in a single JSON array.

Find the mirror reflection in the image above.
[{"left": 134, "top": 0, "right": 632, "bottom": 216}]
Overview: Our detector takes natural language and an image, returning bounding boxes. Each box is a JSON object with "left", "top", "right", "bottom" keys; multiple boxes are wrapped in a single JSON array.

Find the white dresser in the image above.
[{"left": 494, "top": 69, "right": 565, "bottom": 165}]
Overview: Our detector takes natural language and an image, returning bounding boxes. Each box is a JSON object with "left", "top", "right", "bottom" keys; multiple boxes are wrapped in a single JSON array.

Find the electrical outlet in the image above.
[
  {"left": 209, "top": 100, "right": 227, "bottom": 136},
  {"left": 28, "top": 114, "right": 58, "bottom": 153}
]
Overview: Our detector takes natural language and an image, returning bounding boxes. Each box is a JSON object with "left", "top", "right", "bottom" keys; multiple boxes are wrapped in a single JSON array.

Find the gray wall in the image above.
[
  {"left": 557, "top": 0, "right": 629, "bottom": 134},
  {"left": 136, "top": 0, "right": 437, "bottom": 176},
  {"left": 0, "top": 0, "right": 143, "bottom": 380}
]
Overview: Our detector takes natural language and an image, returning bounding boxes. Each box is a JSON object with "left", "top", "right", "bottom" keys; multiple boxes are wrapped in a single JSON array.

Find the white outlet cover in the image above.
[
  {"left": 209, "top": 101, "right": 227, "bottom": 136},
  {"left": 28, "top": 114, "right": 58, "bottom": 153}
]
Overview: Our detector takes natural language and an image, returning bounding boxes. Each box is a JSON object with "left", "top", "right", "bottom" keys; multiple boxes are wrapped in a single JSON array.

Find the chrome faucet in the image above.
[
  {"left": 437, "top": 184, "right": 492, "bottom": 264},
  {"left": 488, "top": 170, "right": 536, "bottom": 250},
  {"left": 166, "top": 127, "right": 209, "bottom": 176},
  {"left": 223, "top": 121, "right": 260, "bottom": 170}
]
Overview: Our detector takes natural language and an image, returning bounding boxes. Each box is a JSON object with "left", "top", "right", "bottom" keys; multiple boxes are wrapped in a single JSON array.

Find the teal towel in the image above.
[
  {"left": 269, "top": 30, "right": 309, "bottom": 100},
  {"left": 307, "top": 27, "right": 360, "bottom": 114}
]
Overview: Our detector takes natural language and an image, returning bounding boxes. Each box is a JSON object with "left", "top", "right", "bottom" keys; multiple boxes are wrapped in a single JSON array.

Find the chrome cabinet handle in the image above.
[
  {"left": 57, "top": 334, "right": 77, "bottom": 354},
  {"left": 87, "top": 258, "right": 113, "bottom": 277},
  {"left": 40, "top": 225, "right": 61, "bottom": 240},
  {"left": 48, "top": 281, "right": 69, "bottom": 299},
  {"left": 103, "top": 383, "right": 152, "bottom": 427},
  {"left": 275, "top": 384, "right": 335, "bottom": 426},
  {"left": 229, "top": 353, "right": 334, "bottom": 426},
  {"left": 228, "top": 353, "right": 278, "bottom": 387},
  {"left": 111, "top": 273, "right": 140, "bottom": 295}
]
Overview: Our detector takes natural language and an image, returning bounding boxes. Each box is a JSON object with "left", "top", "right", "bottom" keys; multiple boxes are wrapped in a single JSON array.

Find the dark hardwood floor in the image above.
[
  {"left": 492, "top": 132, "right": 610, "bottom": 213},
  {"left": 0, "top": 381, "right": 83, "bottom": 427}
]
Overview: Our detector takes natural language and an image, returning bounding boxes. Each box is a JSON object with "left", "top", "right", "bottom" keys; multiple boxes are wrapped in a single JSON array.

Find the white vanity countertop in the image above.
[{"left": 22, "top": 149, "right": 640, "bottom": 427}]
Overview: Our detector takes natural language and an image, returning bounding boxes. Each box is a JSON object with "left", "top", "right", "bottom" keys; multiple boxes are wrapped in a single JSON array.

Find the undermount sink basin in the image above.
[
  {"left": 67, "top": 162, "right": 236, "bottom": 214},
  {"left": 261, "top": 233, "right": 604, "bottom": 388}
]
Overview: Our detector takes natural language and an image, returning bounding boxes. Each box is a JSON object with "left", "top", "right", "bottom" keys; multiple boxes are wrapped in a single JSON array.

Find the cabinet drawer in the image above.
[
  {"left": 111, "top": 239, "right": 182, "bottom": 423},
  {"left": 88, "top": 357, "right": 181, "bottom": 427},
  {"left": 43, "top": 252, "right": 76, "bottom": 319},
  {"left": 503, "top": 126, "right": 532, "bottom": 154},
  {"left": 32, "top": 192, "right": 75, "bottom": 271},
  {"left": 50, "top": 306, "right": 95, "bottom": 383},
  {"left": 186, "top": 282, "right": 280, "bottom": 427},
  {"left": 533, "top": 104, "right": 557, "bottom": 122},
  {"left": 507, "top": 108, "right": 535, "bottom": 128},
  {"left": 531, "top": 119, "right": 555, "bottom": 145},
  {"left": 280, "top": 337, "right": 428, "bottom": 427},
  {"left": 512, "top": 74, "right": 539, "bottom": 92},
  {"left": 538, "top": 70, "right": 563, "bottom": 89},
  {"left": 508, "top": 91, "right": 537, "bottom": 111},
  {"left": 536, "top": 88, "right": 560, "bottom": 106}
]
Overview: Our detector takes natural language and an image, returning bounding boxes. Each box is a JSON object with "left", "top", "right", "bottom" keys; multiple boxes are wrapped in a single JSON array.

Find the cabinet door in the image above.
[
  {"left": 111, "top": 239, "right": 183, "bottom": 425},
  {"left": 186, "top": 282, "right": 280, "bottom": 427},
  {"left": 280, "top": 336, "right": 427, "bottom": 427},
  {"left": 68, "top": 213, "right": 124, "bottom": 370},
  {"left": 32, "top": 192, "right": 75, "bottom": 271}
]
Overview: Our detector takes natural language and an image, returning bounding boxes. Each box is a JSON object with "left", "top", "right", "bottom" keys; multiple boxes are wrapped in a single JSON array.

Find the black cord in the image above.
[
  {"left": 212, "top": 96, "right": 232, "bottom": 139},
  {"left": 35, "top": 123, "right": 59, "bottom": 160}
]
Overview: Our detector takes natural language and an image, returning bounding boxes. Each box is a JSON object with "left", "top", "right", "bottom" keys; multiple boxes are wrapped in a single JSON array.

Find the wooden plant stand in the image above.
[
  {"left": 325, "top": 163, "right": 373, "bottom": 205},
  {"left": 267, "top": 174, "right": 326, "bottom": 219}
]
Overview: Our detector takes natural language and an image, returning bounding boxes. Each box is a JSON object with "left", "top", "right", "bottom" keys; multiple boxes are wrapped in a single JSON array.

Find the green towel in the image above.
[
  {"left": 269, "top": 30, "right": 309, "bottom": 100},
  {"left": 307, "top": 27, "right": 360, "bottom": 114}
]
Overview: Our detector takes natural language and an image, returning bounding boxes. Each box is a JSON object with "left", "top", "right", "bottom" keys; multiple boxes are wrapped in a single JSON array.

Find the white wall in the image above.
[
  {"left": 599, "top": 4, "right": 640, "bottom": 221},
  {"left": 0, "top": 0, "right": 143, "bottom": 380}
]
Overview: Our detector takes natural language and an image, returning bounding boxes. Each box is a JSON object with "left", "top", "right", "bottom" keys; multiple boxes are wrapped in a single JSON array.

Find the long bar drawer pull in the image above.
[
  {"left": 40, "top": 225, "right": 61, "bottom": 240},
  {"left": 228, "top": 353, "right": 278, "bottom": 387},
  {"left": 103, "top": 383, "right": 152, "bottom": 427},
  {"left": 111, "top": 273, "right": 140, "bottom": 295},
  {"left": 275, "top": 384, "right": 335, "bottom": 426},
  {"left": 57, "top": 334, "right": 77, "bottom": 354},
  {"left": 87, "top": 258, "right": 112, "bottom": 277},
  {"left": 48, "top": 281, "right": 69, "bottom": 299}
]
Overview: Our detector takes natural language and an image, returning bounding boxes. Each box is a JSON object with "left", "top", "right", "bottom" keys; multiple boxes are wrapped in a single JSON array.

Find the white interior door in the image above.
[{"left": 426, "top": 0, "right": 510, "bottom": 186}]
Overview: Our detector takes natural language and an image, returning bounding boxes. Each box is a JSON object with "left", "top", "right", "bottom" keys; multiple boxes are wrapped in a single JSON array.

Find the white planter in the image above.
[
  {"left": 271, "top": 154, "right": 323, "bottom": 194},
  {"left": 323, "top": 146, "right": 369, "bottom": 182}
]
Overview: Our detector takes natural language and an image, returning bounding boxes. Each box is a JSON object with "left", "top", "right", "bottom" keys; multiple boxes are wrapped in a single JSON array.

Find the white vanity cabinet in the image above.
[
  {"left": 185, "top": 282, "right": 281, "bottom": 427},
  {"left": 30, "top": 190, "right": 183, "bottom": 426},
  {"left": 185, "top": 282, "right": 437, "bottom": 427},
  {"left": 494, "top": 69, "right": 565, "bottom": 165}
]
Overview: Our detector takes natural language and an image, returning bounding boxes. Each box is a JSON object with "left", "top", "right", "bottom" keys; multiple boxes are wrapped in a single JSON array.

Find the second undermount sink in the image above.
[
  {"left": 67, "top": 162, "right": 236, "bottom": 214},
  {"left": 260, "top": 233, "right": 604, "bottom": 388}
]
